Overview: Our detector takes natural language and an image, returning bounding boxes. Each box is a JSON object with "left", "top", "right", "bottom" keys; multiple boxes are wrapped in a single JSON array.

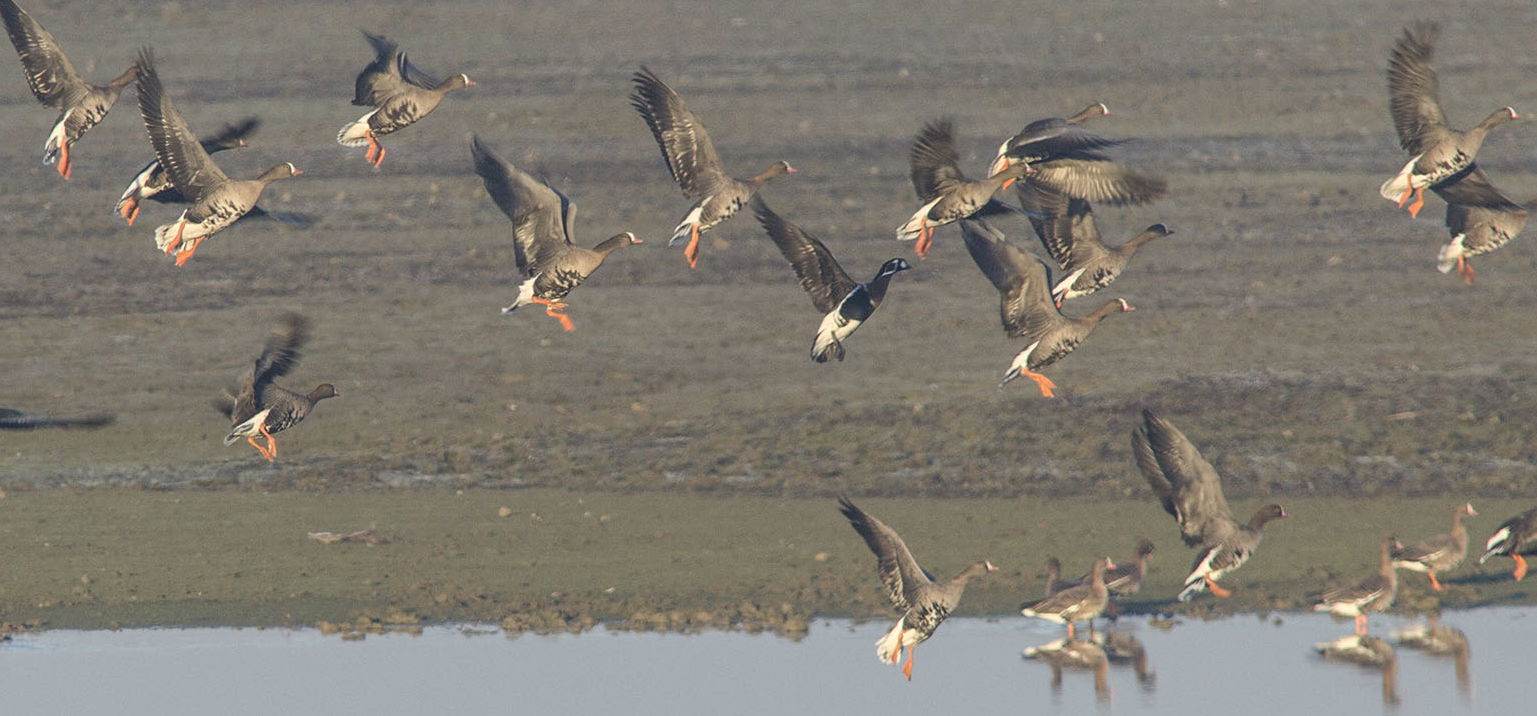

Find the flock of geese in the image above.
[{"left": 2, "top": 0, "right": 1534, "bottom": 685}]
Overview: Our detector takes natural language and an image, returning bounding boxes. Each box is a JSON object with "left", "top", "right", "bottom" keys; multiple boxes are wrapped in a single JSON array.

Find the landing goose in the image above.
[
  {"left": 1382, "top": 21, "right": 1519, "bottom": 218},
  {"left": 1430, "top": 166, "right": 1533, "bottom": 283},
  {"left": 1391, "top": 502, "right": 1475, "bottom": 591},
  {"left": 751, "top": 197, "right": 909, "bottom": 362},
  {"left": 114, "top": 117, "right": 257, "bottom": 226},
  {"left": 338, "top": 31, "right": 473, "bottom": 168},
  {"left": 990, "top": 103, "right": 1166, "bottom": 208},
  {"left": 838, "top": 496, "right": 996, "bottom": 681},
  {"left": 470, "top": 135, "right": 642, "bottom": 332},
  {"left": 1314, "top": 537, "right": 1400, "bottom": 635},
  {"left": 0, "top": 0, "right": 134, "bottom": 179},
  {"left": 1132, "top": 409, "right": 1288, "bottom": 601},
  {"left": 1018, "top": 183, "right": 1172, "bottom": 305},
  {"left": 959, "top": 218, "right": 1134, "bottom": 396},
  {"left": 1480, "top": 505, "right": 1537, "bottom": 581},
  {"left": 898, "top": 119, "right": 1034, "bottom": 258},
  {"left": 216, "top": 313, "right": 337, "bottom": 462},
  {"left": 989, "top": 102, "right": 1115, "bottom": 176}
]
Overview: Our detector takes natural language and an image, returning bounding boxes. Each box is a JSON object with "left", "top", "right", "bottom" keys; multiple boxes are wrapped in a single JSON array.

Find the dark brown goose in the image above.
[
  {"left": 1315, "top": 537, "right": 1400, "bottom": 635},
  {"left": 959, "top": 218, "right": 1134, "bottom": 397},
  {"left": 838, "top": 496, "right": 996, "bottom": 681},
  {"left": 135, "top": 50, "right": 302, "bottom": 266},
  {"left": 751, "top": 197, "right": 909, "bottom": 362},
  {"left": 338, "top": 31, "right": 474, "bottom": 168},
  {"left": 1021, "top": 557, "right": 1114, "bottom": 639},
  {"left": 471, "top": 135, "right": 642, "bottom": 332},
  {"left": 1391, "top": 502, "right": 1475, "bottom": 591},
  {"left": 630, "top": 67, "right": 794, "bottom": 269},
  {"left": 217, "top": 313, "right": 337, "bottom": 462},
  {"left": 0, "top": 407, "right": 114, "bottom": 430},
  {"left": 1019, "top": 183, "right": 1172, "bottom": 306},
  {"left": 898, "top": 119, "right": 1035, "bottom": 258},
  {"left": 1480, "top": 506, "right": 1537, "bottom": 581},
  {"left": 0, "top": 0, "right": 134, "bottom": 179},
  {"left": 1430, "top": 166, "right": 1533, "bottom": 284},
  {"left": 114, "top": 117, "right": 257, "bottom": 226},
  {"left": 1382, "top": 21, "right": 1519, "bottom": 219},
  {"left": 1133, "top": 409, "right": 1288, "bottom": 601}
]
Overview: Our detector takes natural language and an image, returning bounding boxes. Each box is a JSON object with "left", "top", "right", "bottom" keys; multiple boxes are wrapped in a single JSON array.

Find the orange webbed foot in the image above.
[
  {"left": 1407, "top": 188, "right": 1425, "bottom": 218},
  {"left": 57, "top": 143, "right": 71, "bottom": 180},
  {"left": 684, "top": 225, "right": 701, "bottom": 269},
  {"left": 1025, "top": 370, "right": 1057, "bottom": 398},
  {"left": 1205, "top": 575, "right": 1232, "bottom": 598},
  {"left": 914, "top": 223, "right": 932, "bottom": 259},
  {"left": 173, "top": 237, "right": 205, "bottom": 267},
  {"left": 1457, "top": 256, "right": 1475, "bottom": 285},
  {"left": 902, "top": 645, "right": 915, "bottom": 681},
  {"left": 1514, "top": 555, "right": 1528, "bottom": 581}
]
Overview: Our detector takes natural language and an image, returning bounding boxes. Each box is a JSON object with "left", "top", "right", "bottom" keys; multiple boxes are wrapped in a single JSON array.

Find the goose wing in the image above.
[
  {"left": 751, "top": 197, "right": 856, "bottom": 314},
  {"left": 630, "top": 67, "right": 732, "bottom": 198},
  {"left": 135, "top": 48, "right": 228, "bottom": 202},
  {"left": 0, "top": 0, "right": 88, "bottom": 108},
  {"left": 838, "top": 497, "right": 934, "bottom": 612},
  {"left": 1135, "top": 410, "right": 1237, "bottom": 546},
  {"left": 1387, "top": 22, "right": 1450, "bottom": 154},
  {"left": 960, "top": 218, "right": 1066, "bottom": 340},
  {"left": 909, "top": 119, "right": 966, "bottom": 200},
  {"left": 470, "top": 135, "right": 573, "bottom": 277}
]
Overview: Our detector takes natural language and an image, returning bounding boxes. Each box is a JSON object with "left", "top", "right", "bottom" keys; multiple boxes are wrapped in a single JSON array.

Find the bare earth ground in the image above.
[{"left": 3, "top": 0, "right": 1537, "bottom": 629}]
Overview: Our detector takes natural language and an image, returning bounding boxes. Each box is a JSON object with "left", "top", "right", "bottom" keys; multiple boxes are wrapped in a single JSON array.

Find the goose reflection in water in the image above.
[
  {"left": 1315, "top": 633, "right": 1400, "bottom": 706},
  {"left": 1394, "top": 614, "right": 1472, "bottom": 696},
  {"left": 1023, "top": 631, "right": 1155, "bottom": 702}
]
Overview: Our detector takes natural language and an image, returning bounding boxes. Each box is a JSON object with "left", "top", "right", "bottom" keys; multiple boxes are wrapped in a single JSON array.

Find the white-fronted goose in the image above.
[
  {"left": 338, "top": 31, "right": 473, "bottom": 168},
  {"left": 1018, "top": 183, "right": 1172, "bottom": 305},
  {"left": 1132, "top": 409, "right": 1288, "bottom": 601},
  {"left": 0, "top": 407, "right": 114, "bottom": 430},
  {"left": 0, "top": 0, "right": 134, "bottom": 179},
  {"left": 1480, "top": 505, "right": 1537, "bottom": 581},
  {"left": 1314, "top": 537, "right": 1400, "bottom": 636},
  {"left": 134, "top": 50, "right": 301, "bottom": 266},
  {"left": 471, "top": 135, "right": 642, "bottom": 332},
  {"left": 751, "top": 197, "right": 909, "bottom": 362},
  {"left": 959, "top": 218, "right": 1134, "bottom": 396},
  {"left": 1021, "top": 557, "right": 1114, "bottom": 639},
  {"left": 1051, "top": 539, "right": 1155, "bottom": 599},
  {"left": 1382, "top": 22, "right": 1520, "bottom": 219},
  {"left": 989, "top": 102, "right": 1114, "bottom": 176},
  {"left": 989, "top": 104, "right": 1167, "bottom": 209},
  {"left": 114, "top": 117, "right": 257, "bottom": 226},
  {"left": 837, "top": 496, "right": 996, "bottom": 681},
  {"left": 217, "top": 313, "right": 337, "bottom": 462},
  {"left": 898, "top": 119, "right": 1034, "bottom": 258},
  {"left": 1391, "top": 502, "right": 1475, "bottom": 591},
  {"left": 1430, "top": 166, "right": 1533, "bottom": 284},
  {"left": 629, "top": 67, "right": 794, "bottom": 269}
]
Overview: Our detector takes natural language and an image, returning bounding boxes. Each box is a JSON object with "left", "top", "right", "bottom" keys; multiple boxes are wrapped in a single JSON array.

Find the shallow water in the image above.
[{"left": 0, "top": 608, "right": 1523, "bottom": 715}]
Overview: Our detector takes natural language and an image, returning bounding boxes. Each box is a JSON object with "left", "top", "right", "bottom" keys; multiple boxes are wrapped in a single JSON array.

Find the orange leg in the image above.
[
  {"left": 173, "top": 236, "right": 206, "bottom": 267},
  {"left": 1406, "top": 187, "right": 1426, "bottom": 218},
  {"left": 1354, "top": 614, "right": 1368, "bottom": 636},
  {"left": 364, "top": 131, "right": 378, "bottom": 164},
  {"left": 245, "top": 436, "right": 273, "bottom": 461},
  {"left": 1427, "top": 571, "right": 1443, "bottom": 591},
  {"left": 57, "top": 141, "right": 71, "bottom": 180},
  {"left": 1066, "top": 622, "right": 1077, "bottom": 640},
  {"left": 1204, "top": 575, "right": 1232, "bottom": 598},
  {"left": 1457, "top": 256, "right": 1475, "bottom": 285},
  {"left": 886, "top": 639, "right": 902, "bottom": 665},
  {"left": 684, "top": 224, "right": 701, "bottom": 269},
  {"left": 1514, "top": 554, "right": 1528, "bottom": 581},
  {"left": 902, "top": 644, "right": 915, "bottom": 681},
  {"left": 260, "top": 423, "right": 278, "bottom": 460},
  {"left": 1395, "top": 184, "right": 1413, "bottom": 207},
  {"left": 120, "top": 196, "right": 140, "bottom": 225},
  {"left": 914, "top": 222, "right": 933, "bottom": 259},
  {"left": 530, "top": 297, "right": 575, "bottom": 332},
  {"left": 1022, "top": 370, "right": 1057, "bottom": 398},
  {"left": 163, "top": 220, "right": 187, "bottom": 254}
]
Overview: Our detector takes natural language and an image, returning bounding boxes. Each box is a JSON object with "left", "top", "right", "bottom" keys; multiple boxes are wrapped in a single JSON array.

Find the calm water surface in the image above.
[{"left": 1, "top": 608, "right": 1528, "bottom": 715}]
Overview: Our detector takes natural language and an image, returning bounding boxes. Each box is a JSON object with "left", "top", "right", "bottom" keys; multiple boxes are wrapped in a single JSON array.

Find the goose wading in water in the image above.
[
  {"left": 898, "top": 118, "right": 1035, "bottom": 258},
  {"left": 339, "top": 31, "right": 473, "bottom": 168},
  {"left": 0, "top": 0, "right": 135, "bottom": 179},
  {"left": 837, "top": 496, "right": 996, "bottom": 681},
  {"left": 958, "top": 218, "right": 1134, "bottom": 396},
  {"left": 1314, "top": 537, "right": 1401, "bottom": 636},
  {"left": 629, "top": 66, "right": 795, "bottom": 268},
  {"left": 114, "top": 117, "right": 257, "bottom": 226},
  {"left": 216, "top": 313, "right": 337, "bottom": 462},
  {"left": 1480, "top": 506, "right": 1537, "bottom": 581},
  {"left": 1021, "top": 556, "right": 1115, "bottom": 639},
  {"left": 1132, "top": 409, "right": 1288, "bottom": 601},
  {"left": 470, "top": 135, "right": 642, "bottom": 332},
  {"left": 751, "top": 196, "right": 909, "bottom": 362},
  {"left": 134, "top": 49, "right": 301, "bottom": 266},
  {"left": 1382, "top": 21, "right": 1519, "bottom": 219},
  {"left": 1391, "top": 502, "right": 1475, "bottom": 591}
]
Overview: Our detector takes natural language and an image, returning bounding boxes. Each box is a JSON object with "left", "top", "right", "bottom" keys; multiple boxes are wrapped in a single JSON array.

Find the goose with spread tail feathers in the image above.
[
  {"left": 629, "top": 67, "right": 794, "bottom": 268},
  {"left": 1021, "top": 557, "right": 1115, "bottom": 639},
  {"left": 0, "top": 0, "right": 135, "bottom": 179},
  {"left": 1132, "top": 409, "right": 1288, "bottom": 601},
  {"left": 898, "top": 119, "right": 1035, "bottom": 258},
  {"left": 470, "top": 135, "right": 642, "bottom": 332},
  {"left": 134, "top": 50, "right": 302, "bottom": 266},
  {"left": 1480, "top": 506, "right": 1537, "bottom": 581},
  {"left": 751, "top": 197, "right": 909, "bottom": 362},
  {"left": 837, "top": 496, "right": 996, "bottom": 681},
  {"left": 1315, "top": 537, "right": 1401, "bottom": 635},
  {"left": 217, "top": 313, "right": 337, "bottom": 462},
  {"left": 338, "top": 31, "right": 473, "bottom": 168},
  {"left": 1430, "top": 166, "right": 1534, "bottom": 284},
  {"left": 114, "top": 117, "right": 257, "bottom": 226},
  {"left": 1382, "top": 21, "right": 1519, "bottom": 219},
  {"left": 1018, "top": 183, "right": 1173, "bottom": 306},
  {"left": 959, "top": 218, "right": 1134, "bottom": 397},
  {"left": 1391, "top": 502, "right": 1475, "bottom": 591}
]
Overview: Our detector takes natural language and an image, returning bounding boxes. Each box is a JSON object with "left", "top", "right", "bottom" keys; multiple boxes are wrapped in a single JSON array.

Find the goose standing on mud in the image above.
[
  {"left": 1314, "top": 537, "right": 1401, "bottom": 636},
  {"left": 1382, "top": 21, "right": 1519, "bottom": 219},
  {"left": 837, "top": 496, "right": 996, "bottom": 681},
  {"left": 0, "top": 0, "right": 135, "bottom": 179},
  {"left": 1480, "top": 506, "right": 1537, "bottom": 581},
  {"left": 751, "top": 197, "right": 909, "bottom": 362},
  {"left": 959, "top": 218, "right": 1134, "bottom": 397},
  {"left": 1430, "top": 167, "right": 1533, "bottom": 284},
  {"left": 134, "top": 49, "right": 302, "bottom": 266},
  {"left": 114, "top": 117, "right": 258, "bottom": 226},
  {"left": 898, "top": 119, "right": 1034, "bottom": 258},
  {"left": 1021, "top": 556, "right": 1114, "bottom": 639},
  {"left": 339, "top": 31, "right": 474, "bottom": 168},
  {"left": 217, "top": 313, "right": 337, "bottom": 462},
  {"left": 1018, "top": 183, "right": 1173, "bottom": 306},
  {"left": 1391, "top": 502, "right": 1475, "bottom": 591},
  {"left": 629, "top": 66, "right": 795, "bottom": 268},
  {"left": 1132, "top": 409, "right": 1289, "bottom": 601},
  {"left": 470, "top": 135, "right": 642, "bottom": 332}
]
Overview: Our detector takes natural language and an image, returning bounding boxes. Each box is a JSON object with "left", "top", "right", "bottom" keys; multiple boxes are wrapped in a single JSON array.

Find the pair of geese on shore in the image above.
[{"left": 840, "top": 409, "right": 1537, "bottom": 680}]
